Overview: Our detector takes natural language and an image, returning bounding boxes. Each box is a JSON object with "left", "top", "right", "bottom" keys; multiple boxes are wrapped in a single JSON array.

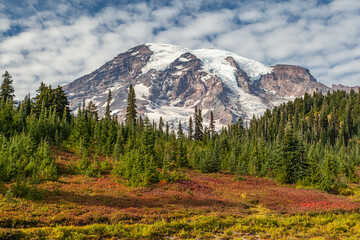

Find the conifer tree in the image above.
[
  {"left": 159, "top": 117, "right": 164, "bottom": 132},
  {"left": 188, "top": 116, "right": 193, "bottom": 140},
  {"left": 53, "top": 85, "right": 70, "bottom": 121},
  {"left": 142, "top": 116, "right": 155, "bottom": 157},
  {"left": 105, "top": 90, "right": 112, "bottom": 119},
  {"left": 177, "top": 139, "right": 188, "bottom": 167},
  {"left": 177, "top": 121, "right": 184, "bottom": 139},
  {"left": 194, "top": 106, "right": 203, "bottom": 140},
  {"left": 87, "top": 100, "right": 98, "bottom": 120},
  {"left": 33, "top": 83, "right": 69, "bottom": 121},
  {"left": 275, "top": 123, "right": 309, "bottom": 184},
  {"left": 200, "top": 143, "right": 220, "bottom": 173},
  {"left": 165, "top": 121, "right": 169, "bottom": 139},
  {"left": 126, "top": 84, "right": 137, "bottom": 126},
  {"left": 210, "top": 110, "right": 215, "bottom": 137},
  {"left": 0, "top": 71, "right": 15, "bottom": 102}
]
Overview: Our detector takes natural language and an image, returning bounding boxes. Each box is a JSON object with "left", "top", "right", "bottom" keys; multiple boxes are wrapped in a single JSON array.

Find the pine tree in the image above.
[
  {"left": 200, "top": 143, "right": 220, "bottom": 173},
  {"left": 159, "top": 117, "right": 164, "bottom": 132},
  {"left": 33, "top": 83, "right": 69, "bottom": 121},
  {"left": 53, "top": 85, "right": 70, "bottom": 121},
  {"left": 165, "top": 121, "right": 169, "bottom": 139},
  {"left": 125, "top": 84, "right": 137, "bottom": 126},
  {"left": 105, "top": 90, "right": 112, "bottom": 119},
  {"left": 210, "top": 110, "right": 215, "bottom": 137},
  {"left": 188, "top": 116, "right": 193, "bottom": 140},
  {"left": 0, "top": 71, "right": 15, "bottom": 102},
  {"left": 177, "top": 121, "right": 184, "bottom": 139},
  {"left": 275, "top": 123, "right": 309, "bottom": 184},
  {"left": 87, "top": 100, "right": 98, "bottom": 120},
  {"left": 177, "top": 139, "right": 188, "bottom": 167},
  {"left": 194, "top": 106, "right": 203, "bottom": 140},
  {"left": 142, "top": 116, "right": 155, "bottom": 157}
]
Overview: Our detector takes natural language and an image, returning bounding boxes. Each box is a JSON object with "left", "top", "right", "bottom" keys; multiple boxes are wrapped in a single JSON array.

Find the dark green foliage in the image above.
[
  {"left": 210, "top": 110, "right": 215, "bottom": 137},
  {"left": 6, "top": 181, "right": 46, "bottom": 201},
  {"left": 0, "top": 134, "right": 58, "bottom": 183},
  {"left": 275, "top": 124, "right": 309, "bottom": 184},
  {"left": 1, "top": 78, "right": 359, "bottom": 194},
  {"left": 105, "top": 90, "right": 112, "bottom": 119},
  {"left": 0, "top": 71, "right": 15, "bottom": 102},
  {"left": 125, "top": 84, "right": 137, "bottom": 126},
  {"left": 193, "top": 106, "right": 203, "bottom": 140},
  {"left": 188, "top": 116, "right": 193, "bottom": 140},
  {"left": 33, "top": 83, "right": 70, "bottom": 122},
  {"left": 200, "top": 143, "right": 220, "bottom": 173}
]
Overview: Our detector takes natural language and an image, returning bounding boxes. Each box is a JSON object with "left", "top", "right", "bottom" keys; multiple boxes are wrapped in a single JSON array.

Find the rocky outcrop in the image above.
[
  {"left": 331, "top": 84, "right": 360, "bottom": 93},
  {"left": 259, "top": 65, "right": 329, "bottom": 98},
  {"left": 63, "top": 44, "right": 356, "bottom": 128},
  {"left": 226, "top": 56, "right": 251, "bottom": 94},
  {"left": 64, "top": 45, "right": 153, "bottom": 117}
]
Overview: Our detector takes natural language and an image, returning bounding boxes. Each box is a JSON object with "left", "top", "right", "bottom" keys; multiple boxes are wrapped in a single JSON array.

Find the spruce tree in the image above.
[
  {"left": 105, "top": 90, "right": 112, "bottom": 119},
  {"left": 125, "top": 84, "right": 137, "bottom": 126},
  {"left": 165, "top": 121, "right": 169, "bottom": 139},
  {"left": 177, "top": 121, "right": 184, "bottom": 139},
  {"left": 188, "top": 116, "right": 193, "bottom": 140},
  {"left": 177, "top": 139, "right": 188, "bottom": 167},
  {"left": 210, "top": 110, "right": 215, "bottom": 137},
  {"left": 194, "top": 106, "right": 203, "bottom": 140},
  {"left": 275, "top": 123, "right": 309, "bottom": 184},
  {"left": 159, "top": 117, "right": 164, "bottom": 132},
  {"left": 87, "top": 100, "right": 98, "bottom": 120},
  {"left": 0, "top": 71, "right": 15, "bottom": 102}
]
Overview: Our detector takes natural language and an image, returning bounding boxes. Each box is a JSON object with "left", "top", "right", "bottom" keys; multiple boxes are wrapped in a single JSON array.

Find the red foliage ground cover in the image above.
[{"left": 1, "top": 148, "right": 359, "bottom": 229}]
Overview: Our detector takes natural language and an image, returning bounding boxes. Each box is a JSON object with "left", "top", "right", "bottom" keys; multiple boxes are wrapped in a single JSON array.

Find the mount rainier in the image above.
[{"left": 64, "top": 43, "right": 334, "bottom": 128}]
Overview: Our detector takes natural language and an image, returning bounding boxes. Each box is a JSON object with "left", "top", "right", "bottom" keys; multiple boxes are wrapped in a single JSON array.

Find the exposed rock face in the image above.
[
  {"left": 331, "top": 84, "right": 360, "bottom": 93},
  {"left": 259, "top": 65, "right": 328, "bottom": 98},
  {"left": 226, "top": 56, "right": 251, "bottom": 94},
  {"left": 63, "top": 43, "right": 352, "bottom": 129},
  {"left": 65, "top": 45, "right": 153, "bottom": 118}
]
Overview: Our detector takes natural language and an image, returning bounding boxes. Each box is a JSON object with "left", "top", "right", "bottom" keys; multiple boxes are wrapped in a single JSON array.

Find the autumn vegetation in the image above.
[{"left": 0, "top": 71, "right": 360, "bottom": 239}]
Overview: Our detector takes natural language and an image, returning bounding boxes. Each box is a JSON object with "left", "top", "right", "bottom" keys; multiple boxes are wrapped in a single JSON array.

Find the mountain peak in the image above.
[
  {"left": 143, "top": 43, "right": 272, "bottom": 82},
  {"left": 63, "top": 44, "right": 330, "bottom": 128}
]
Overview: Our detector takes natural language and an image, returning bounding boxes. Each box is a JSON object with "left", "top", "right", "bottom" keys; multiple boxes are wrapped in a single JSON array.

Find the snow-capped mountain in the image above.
[{"left": 64, "top": 43, "right": 330, "bottom": 128}]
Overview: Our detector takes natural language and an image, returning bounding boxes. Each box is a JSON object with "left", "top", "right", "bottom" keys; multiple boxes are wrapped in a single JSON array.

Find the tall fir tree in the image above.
[
  {"left": 188, "top": 116, "right": 193, "bottom": 140},
  {"left": 125, "top": 84, "right": 137, "bottom": 126},
  {"left": 194, "top": 106, "right": 203, "bottom": 140},
  {"left": 0, "top": 71, "right": 15, "bottom": 102},
  {"left": 105, "top": 90, "right": 112, "bottom": 119},
  {"left": 177, "top": 121, "right": 184, "bottom": 139},
  {"left": 210, "top": 110, "right": 215, "bottom": 137}
]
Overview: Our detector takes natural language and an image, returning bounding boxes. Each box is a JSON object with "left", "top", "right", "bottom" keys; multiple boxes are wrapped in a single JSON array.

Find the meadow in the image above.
[{"left": 1, "top": 147, "right": 360, "bottom": 239}]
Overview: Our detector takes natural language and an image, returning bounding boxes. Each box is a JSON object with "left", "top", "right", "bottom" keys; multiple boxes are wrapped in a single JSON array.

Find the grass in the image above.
[
  {"left": 1, "top": 148, "right": 360, "bottom": 239},
  {"left": 2, "top": 213, "right": 360, "bottom": 239}
]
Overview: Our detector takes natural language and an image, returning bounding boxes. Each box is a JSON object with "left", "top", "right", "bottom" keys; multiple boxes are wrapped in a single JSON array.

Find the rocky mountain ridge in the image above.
[{"left": 63, "top": 43, "right": 356, "bottom": 128}]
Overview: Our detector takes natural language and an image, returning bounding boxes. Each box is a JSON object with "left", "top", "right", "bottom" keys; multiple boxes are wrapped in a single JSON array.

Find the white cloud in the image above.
[
  {"left": 0, "top": 0, "right": 359, "bottom": 99},
  {"left": 0, "top": 16, "right": 10, "bottom": 32},
  {"left": 330, "top": 0, "right": 360, "bottom": 13},
  {"left": 238, "top": 10, "right": 263, "bottom": 23}
]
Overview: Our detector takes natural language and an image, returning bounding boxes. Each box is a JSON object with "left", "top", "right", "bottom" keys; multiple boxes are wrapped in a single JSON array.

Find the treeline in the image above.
[{"left": 0, "top": 71, "right": 359, "bottom": 193}]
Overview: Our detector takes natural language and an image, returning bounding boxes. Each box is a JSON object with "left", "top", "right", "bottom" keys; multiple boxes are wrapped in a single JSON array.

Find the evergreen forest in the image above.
[{"left": 1, "top": 71, "right": 359, "bottom": 194}]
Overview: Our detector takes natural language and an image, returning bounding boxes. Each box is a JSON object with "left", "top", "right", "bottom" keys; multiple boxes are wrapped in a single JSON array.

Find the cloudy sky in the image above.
[{"left": 1, "top": 0, "right": 360, "bottom": 99}]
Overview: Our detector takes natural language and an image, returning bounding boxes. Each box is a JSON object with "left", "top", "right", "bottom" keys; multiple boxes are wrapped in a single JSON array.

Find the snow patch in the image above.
[
  {"left": 111, "top": 109, "right": 121, "bottom": 115},
  {"left": 143, "top": 43, "right": 272, "bottom": 83},
  {"left": 134, "top": 83, "right": 151, "bottom": 100},
  {"left": 142, "top": 43, "right": 187, "bottom": 73},
  {"left": 142, "top": 43, "right": 274, "bottom": 122},
  {"left": 179, "top": 57, "right": 190, "bottom": 62}
]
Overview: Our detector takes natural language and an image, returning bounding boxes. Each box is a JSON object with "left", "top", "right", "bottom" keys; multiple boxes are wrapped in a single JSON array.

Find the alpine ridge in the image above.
[{"left": 64, "top": 43, "right": 333, "bottom": 128}]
